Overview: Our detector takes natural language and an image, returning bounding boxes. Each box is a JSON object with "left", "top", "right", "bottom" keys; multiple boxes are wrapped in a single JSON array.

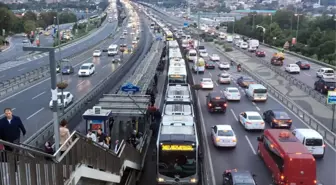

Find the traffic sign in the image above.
[
  {"left": 183, "top": 22, "right": 189, "bottom": 27},
  {"left": 121, "top": 82, "right": 140, "bottom": 93},
  {"left": 327, "top": 91, "right": 336, "bottom": 104}
]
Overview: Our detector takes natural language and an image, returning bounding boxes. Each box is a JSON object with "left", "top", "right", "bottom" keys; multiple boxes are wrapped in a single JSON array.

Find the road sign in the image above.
[
  {"left": 183, "top": 22, "right": 189, "bottom": 27},
  {"left": 121, "top": 82, "right": 140, "bottom": 93},
  {"left": 327, "top": 91, "right": 336, "bottom": 104}
]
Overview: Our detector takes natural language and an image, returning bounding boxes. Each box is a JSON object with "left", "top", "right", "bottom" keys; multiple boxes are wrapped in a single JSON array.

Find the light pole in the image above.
[
  {"left": 252, "top": 13, "right": 256, "bottom": 31},
  {"left": 294, "top": 13, "right": 302, "bottom": 40},
  {"left": 196, "top": 2, "right": 201, "bottom": 75},
  {"left": 22, "top": 46, "right": 60, "bottom": 157},
  {"left": 256, "top": 25, "right": 266, "bottom": 43},
  {"left": 268, "top": 13, "right": 272, "bottom": 35}
]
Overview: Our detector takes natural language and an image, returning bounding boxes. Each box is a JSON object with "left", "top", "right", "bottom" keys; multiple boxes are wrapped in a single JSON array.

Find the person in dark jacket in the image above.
[{"left": 0, "top": 108, "right": 26, "bottom": 151}]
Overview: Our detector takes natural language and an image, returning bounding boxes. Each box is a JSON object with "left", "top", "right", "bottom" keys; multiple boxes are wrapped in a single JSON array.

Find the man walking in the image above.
[{"left": 0, "top": 108, "right": 26, "bottom": 151}]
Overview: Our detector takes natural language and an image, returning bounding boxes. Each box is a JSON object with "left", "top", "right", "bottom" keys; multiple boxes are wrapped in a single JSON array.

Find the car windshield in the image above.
[
  {"left": 80, "top": 66, "right": 89, "bottom": 69},
  {"left": 228, "top": 89, "right": 238, "bottom": 93},
  {"left": 218, "top": 130, "right": 234, "bottom": 136},
  {"left": 221, "top": 62, "right": 229, "bottom": 65},
  {"left": 305, "top": 138, "right": 323, "bottom": 146},
  {"left": 248, "top": 116, "right": 262, "bottom": 120},
  {"left": 63, "top": 66, "right": 71, "bottom": 69},
  {"left": 212, "top": 54, "right": 218, "bottom": 57},
  {"left": 198, "top": 46, "right": 205, "bottom": 50},
  {"left": 274, "top": 111, "right": 290, "bottom": 119},
  {"left": 326, "top": 82, "right": 336, "bottom": 86},
  {"left": 189, "top": 52, "right": 197, "bottom": 56},
  {"left": 300, "top": 61, "right": 309, "bottom": 64},
  {"left": 57, "top": 95, "right": 66, "bottom": 99},
  {"left": 221, "top": 74, "right": 230, "bottom": 78}
]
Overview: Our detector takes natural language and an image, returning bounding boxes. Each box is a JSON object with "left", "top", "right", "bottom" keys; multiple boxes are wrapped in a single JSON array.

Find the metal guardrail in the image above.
[
  {"left": 231, "top": 45, "right": 332, "bottom": 110},
  {"left": 216, "top": 45, "right": 336, "bottom": 147},
  {"left": 23, "top": 20, "right": 146, "bottom": 148},
  {"left": 0, "top": 26, "right": 121, "bottom": 98}
]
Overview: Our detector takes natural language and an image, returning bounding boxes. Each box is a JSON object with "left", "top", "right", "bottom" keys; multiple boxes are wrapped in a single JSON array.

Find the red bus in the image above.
[{"left": 257, "top": 129, "right": 317, "bottom": 185}]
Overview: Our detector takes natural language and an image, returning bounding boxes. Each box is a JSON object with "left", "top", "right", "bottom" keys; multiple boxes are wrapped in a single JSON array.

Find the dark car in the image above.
[
  {"left": 296, "top": 61, "right": 310, "bottom": 70},
  {"left": 206, "top": 92, "right": 227, "bottom": 113},
  {"left": 223, "top": 169, "right": 257, "bottom": 185},
  {"left": 314, "top": 78, "right": 336, "bottom": 93},
  {"left": 263, "top": 110, "right": 292, "bottom": 128},
  {"left": 255, "top": 50, "right": 265, "bottom": 57},
  {"left": 205, "top": 61, "right": 216, "bottom": 69},
  {"left": 236, "top": 76, "right": 255, "bottom": 88},
  {"left": 61, "top": 65, "right": 74, "bottom": 74}
]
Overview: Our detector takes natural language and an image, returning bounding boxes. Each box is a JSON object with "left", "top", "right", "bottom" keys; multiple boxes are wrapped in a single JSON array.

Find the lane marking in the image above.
[
  {"left": 303, "top": 72, "right": 311, "bottom": 76},
  {"left": 245, "top": 135, "right": 256, "bottom": 155},
  {"left": 230, "top": 108, "right": 238, "bottom": 121},
  {"left": 214, "top": 81, "right": 218, "bottom": 86},
  {"left": 252, "top": 102, "right": 256, "bottom": 106},
  {"left": 255, "top": 106, "right": 260, "bottom": 111},
  {"left": 0, "top": 75, "right": 5, "bottom": 78},
  {"left": 18, "top": 68, "right": 26, "bottom": 72},
  {"left": 32, "top": 91, "right": 46, "bottom": 100},
  {"left": 76, "top": 80, "right": 86, "bottom": 87},
  {"left": 27, "top": 58, "right": 31, "bottom": 61},
  {"left": 0, "top": 108, "right": 16, "bottom": 118},
  {"left": 26, "top": 107, "right": 44, "bottom": 120},
  {"left": 208, "top": 72, "right": 212, "bottom": 77},
  {"left": 33, "top": 56, "right": 37, "bottom": 60},
  {"left": 102, "top": 64, "right": 108, "bottom": 69}
]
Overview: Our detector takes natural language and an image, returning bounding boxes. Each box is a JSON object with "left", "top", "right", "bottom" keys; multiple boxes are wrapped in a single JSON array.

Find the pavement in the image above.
[{"left": 0, "top": 16, "right": 117, "bottom": 81}]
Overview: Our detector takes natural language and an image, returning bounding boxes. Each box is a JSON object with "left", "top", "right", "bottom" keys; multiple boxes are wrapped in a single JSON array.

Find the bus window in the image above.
[{"left": 263, "top": 137, "right": 284, "bottom": 172}]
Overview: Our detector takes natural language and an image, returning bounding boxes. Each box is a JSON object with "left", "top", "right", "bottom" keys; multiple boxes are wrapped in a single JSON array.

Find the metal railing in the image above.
[
  {"left": 217, "top": 45, "right": 336, "bottom": 147},
  {"left": 0, "top": 131, "right": 145, "bottom": 185},
  {"left": 23, "top": 19, "right": 148, "bottom": 149}
]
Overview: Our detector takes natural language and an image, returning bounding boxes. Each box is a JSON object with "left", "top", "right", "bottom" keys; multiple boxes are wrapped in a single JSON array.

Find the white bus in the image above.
[
  {"left": 168, "top": 66, "right": 187, "bottom": 84},
  {"left": 169, "top": 48, "right": 183, "bottom": 60},
  {"left": 107, "top": 44, "right": 118, "bottom": 56},
  {"left": 168, "top": 40, "right": 179, "bottom": 48}
]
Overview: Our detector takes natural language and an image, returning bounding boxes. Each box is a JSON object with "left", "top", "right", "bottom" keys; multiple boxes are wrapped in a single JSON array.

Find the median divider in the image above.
[{"left": 23, "top": 19, "right": 147, "bottom": 148}]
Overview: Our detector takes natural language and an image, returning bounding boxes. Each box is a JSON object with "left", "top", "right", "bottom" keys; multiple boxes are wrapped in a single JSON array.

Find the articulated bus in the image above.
[
  {"left": 168, "top": 66, "right": 187, "bottom": 84},
  {"left": 156, "top": 115, "right": 199, "bottom": 184}
]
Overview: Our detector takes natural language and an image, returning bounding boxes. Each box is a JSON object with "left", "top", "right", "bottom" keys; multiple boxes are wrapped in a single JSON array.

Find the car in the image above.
[
  {"left": 218, "top": 62, "right": 230, "bottom": 70},
  {"left": 120, "top": 35, "right": 125, "bottom": 39},
  {"left": 93, "top": 50, "right": 102, "bottom": 57},
  {"left": 123, "top": 30, "right": 128, "bottom": 35},
  {"left": 239, "top": 111, "right": 265, "bottom": 130},
  {"left": 200, "top": 78, "right": 214, "bottom": 89},
  {"left": 255, "top": 50, "right": 265, "bottom": 57},
  {"left": 120, "top": 44, "right": 127, "bottom": 51},
  {"left": 285, "top": 64, "right": 300, "bottom": 74},
  {"left": 218, "top": 73, "right": 231, "bottom": 84},
  {"left": 239, "top": 42, "right": 248, "bottom": 49},
  {"left": 49, "top": 92, "right": 74, "bottom": 108},
  {"left": 61, "top": 65, "right": 74, "bottom": 74},
  {"left": 314, "top": 78, "right": 336, "bottom": 93},
  {"left": 236, "top": 76, "right": 255, "bottom": 88},
  {"left": 296, "top": 61, "right": 310, "bottom": 70},
  {"left": 112, "top": 57, "right": 121, "bottom": 63},
  {"left": 262, "top": 110, "right": 293, "bottom": 128},
  {"left": 223, "top": 87, "right": 241, "bottom": 101},
  {"left": 78, "top": 63, "right": 95, "bottom": 77},
  {"left": 205, "top": 61, "right": 215, "bottom": 69},
  {"left": 211, "top": 125, "right": 236, "bottom": 147},
  {"left": 316, "top": 68, "right": 335, "bottom": 79},
  {"left": 132, "top": 40, "right": 137, "bottom": 45},
  {"left": 210, "top": 54, "right": 220, "bottom": 61},
  {"left": 247, "top": 46, "right": 256, "bottom": 52},
  {"left": 223, "top": 169, "right": 257, "bottom": 185},
  {"left": 22, "top": 39, "right": 29, "bottom": 43},
  {"left": 206, "top": 92, "right": 227, "bottom": 113},
  {"left": 199, "top": 51, "right": 208, "bottom": 58}
]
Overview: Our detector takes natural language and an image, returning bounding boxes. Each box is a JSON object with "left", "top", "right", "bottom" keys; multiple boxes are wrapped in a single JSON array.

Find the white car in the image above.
[
  {"left": 285, "top": 64, "right": 300, "bottom": 74},
  {"left": 49, "top": 92, "right": 74, "bottom": 108},
  {"left": 316, "top": 68, "right": 335, "bottom": 79},
  {"left": 240, "top": 42, "right": 248, "bottom": 49},
  {"left": 210, "top": 54, "right": 220, "bottom": 61},
  {"left": 123, "top": 30, "right": 128, "bottom": 35},
  {"left": 218, "top": 62, "right": 230, "bottom": 70},
  {"left": 223, "top": 87, "right": 241, "bottom": 101},
  {"left": 218, "top": 73, "right": 231, "bottom": 84},
  {"left": 211, "top": 125, "right": 237, "bottom": 148},
  {"left": 199, "top": 51, "right": 208, "bottom": 58},
  {"left": 78, "top": 63, "right": 95, "bottom": 77},
  {"left": 93, "top": 50, "right": 102, "bottom": 57},
  {"left": 200, "top": 78, "right": 214, "bottom": 89},
  {"left": 132, "top": 40, "right": 138, "bottom": 44},
  {"left": 238, "top": 111, "right": 265, "bottom": 130},
  {"left": 120, "top": 35, "right": 125, "bottom": 39}
]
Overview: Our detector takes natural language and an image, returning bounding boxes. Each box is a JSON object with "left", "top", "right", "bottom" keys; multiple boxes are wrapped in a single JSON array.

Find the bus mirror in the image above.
[{"left": 257, "top": 136, "right": 263, "bottom": 142}]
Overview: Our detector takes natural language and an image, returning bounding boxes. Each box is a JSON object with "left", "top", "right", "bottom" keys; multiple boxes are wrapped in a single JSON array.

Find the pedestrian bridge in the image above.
[{"left": 0, "top": 130, "right": 152, "bottom": 185}]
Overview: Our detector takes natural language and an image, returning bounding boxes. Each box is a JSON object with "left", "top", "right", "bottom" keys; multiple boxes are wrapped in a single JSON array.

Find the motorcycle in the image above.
[{"left": 237, "top": 66, "right": 242, "bottom": 72}]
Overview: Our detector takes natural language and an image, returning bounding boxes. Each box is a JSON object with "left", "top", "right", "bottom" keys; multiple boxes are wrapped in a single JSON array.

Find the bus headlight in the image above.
[
  {"left": 157, "top": 178, "right": 165, "bottom": 182},
  {"left": 190, "top": 178, "right": 197, "bottom": 183}
]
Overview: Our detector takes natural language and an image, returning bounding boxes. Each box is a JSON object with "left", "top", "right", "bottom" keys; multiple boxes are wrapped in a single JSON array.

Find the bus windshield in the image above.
[
  {"left": 169, "top": 75, "right": 186, "bottom": 83},
  {"left": 158, "top": 150, "right": 197, "bottom": 178}
]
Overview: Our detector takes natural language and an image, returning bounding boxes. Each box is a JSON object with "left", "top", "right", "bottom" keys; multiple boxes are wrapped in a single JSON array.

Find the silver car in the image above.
[
  {"left": 219, "top": 62, "right": 230, "bottom": 70},
  {"left": 218, "top": 73, "right": 231, "bottom": 84}
]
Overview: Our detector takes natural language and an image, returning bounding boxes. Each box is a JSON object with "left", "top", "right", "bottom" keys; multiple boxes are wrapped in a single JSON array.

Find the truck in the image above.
[
  {"left": 247, "top": 39, "right": 259, "bottom": 48},
  {"left": 270, "top": 52, "right": 285, "bottom": 66}
]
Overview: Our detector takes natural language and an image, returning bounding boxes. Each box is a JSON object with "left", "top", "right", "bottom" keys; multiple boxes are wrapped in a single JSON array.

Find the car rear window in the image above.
[
  {"left": 248, "top": 116, "right": 262, "bottom": 120},
  {"left": 254, "top": 89, "right": 267, "bottom": 93},
  {"left": 228, "top": 89, "right": 238, "bottom": 93},
  {"left": 218, "top": 130, "right": 234, "bottom": 136},
  {"left": 274, "top": 111, "right": 290, "bottom": 119},
  {"left": 326, "top": 82, "right": 336, "bottom": 86},
  {"left": 305, "top": 139, "right": 323, "bottom": 146}
]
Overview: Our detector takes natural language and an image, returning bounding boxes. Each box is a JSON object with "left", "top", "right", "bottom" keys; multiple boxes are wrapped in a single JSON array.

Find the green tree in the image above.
[
  {"left": 23, "top": 11, "right": 37, "bottom": 21},
  {"left": 23, "top": 20, "right": 36, "bottom": 34},
  {"left": 307, "top": 28, "right": 323, "bottom": 48},
  {"left": 59, "top": 12, "right": 77, "bottom": 24}
]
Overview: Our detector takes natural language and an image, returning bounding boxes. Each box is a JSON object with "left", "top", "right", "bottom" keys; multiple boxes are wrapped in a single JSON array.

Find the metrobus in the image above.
[
  {"left": 168, "top": 48, "right": 183, "bottom": 60},
  {"left": 257, "top": 129, "right": 317, "bottom": 185},
  {"left": 168, "top": 66, "right": 187, "bottom": 84},
  {"left": 168, "top": 40, "right": 179, "bottom": 49},
  {"left": 165, "top": 83, "right": 192, "bottom": 103},
  {"left": 156, "top": 115, "right": 199, "bottom": 184}
]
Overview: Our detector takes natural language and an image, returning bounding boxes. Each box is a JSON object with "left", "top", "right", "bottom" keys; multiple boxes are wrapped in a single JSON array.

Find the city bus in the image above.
[
  {"left": 168, "top": 66, "right": 187, "bottom": 84},
  {"left": 156, "top": 115, "right": 199, "bottom": 184},
  {"left": 257, "top": 129, "right": 317, "bottom": 185}
]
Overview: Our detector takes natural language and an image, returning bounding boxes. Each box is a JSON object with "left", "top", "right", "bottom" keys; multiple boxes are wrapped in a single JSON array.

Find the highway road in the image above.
[
  {"left": 0, "top": 14, "right": 118, "bottom": 81},
  {"left": 0, "top": 15, "right": 152, "bottom": 142},
  {"left": 191, "top": 44, "right": 336, "bottom": 185}
]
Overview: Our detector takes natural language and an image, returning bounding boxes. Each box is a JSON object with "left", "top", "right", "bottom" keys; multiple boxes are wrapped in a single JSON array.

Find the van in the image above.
[
  {"left": 292, "top": 128, "right": 325, "bottom": 158},
  {"left": 187, "top": 49, "right": 197, "bottom": 62},
  {"left": 219, "top": 32, "right": 226, "bottom": 40},
  {"left": 226, "top": 35, "right": 233, "bottom": 43},
  {"left": 245, "top": 84, "right": 267, "bottom": 101},
  {"left": 108, "top": 44, "right": 118, "bottom": 56}
]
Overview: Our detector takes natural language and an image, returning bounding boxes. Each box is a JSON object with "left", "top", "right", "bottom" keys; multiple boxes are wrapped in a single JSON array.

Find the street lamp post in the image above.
[
  {"left": 294, "top": 13, "right": 302, "bottom": 40},
  {"left": 268, "top": 13, "right": 273, "bottom": 35},
  {"left": 252, "top": 14, "right": 256, "bottom": 31},
  {"left": 196, "top": 2, "right": 201, "bottom": 75},
  {"left": 256, "top": 25, "right": 266, "bottom": 44},
  {"left": 22, "top": 46, "right": 60, "bottom": 157}
]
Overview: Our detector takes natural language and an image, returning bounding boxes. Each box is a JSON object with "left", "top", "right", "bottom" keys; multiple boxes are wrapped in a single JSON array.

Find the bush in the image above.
[
  {"left": 225, "top": 47, "right": 233, "bottom": 52},
  {"left": 204, "top": 36, "right": 214, "bottom": 42}
]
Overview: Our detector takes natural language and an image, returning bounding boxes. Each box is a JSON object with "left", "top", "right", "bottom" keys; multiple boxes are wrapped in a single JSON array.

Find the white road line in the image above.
[
  {"left": 32, "top": 91, "right": 46, "bottom": 100},
  {"left": 102, "top": 64, "right": 108, "bottom": 69},
  {"left": 303, "top": 72, "right": 311, "bottom": 76},
  {"left": 245, "top": 135, "right": 256, "bottom": 155},
  {"left": 33, "top": 56, "right": 37, "bottom": 60},
  {"left": 214, "top": 81, "right": 218, "bottom": 86},
  {"left": 27, "top": 58, "right": 31, "bottom": 61},
  {"left": 76, "top": 81, "right": 86, "bottom": 87},
  {"left": 38, "top": 54, "right": 43, "bottom": 58},
  {"left": 18, "top": 68, "right": 26, "bottom": 72},
  {"left": 230, "top": 109, "right": 238, "bottom": 121},
  {"left": 26, "top": 108, "right": 44, "bottom": 120},
  {"left": 209, "top": 72, "right": 212, "bottom": 77},
  {"left": 0, "top": 108, "right": 16, "bottom": 117},
  {"left": 0, "top": 75, "right": 5, "bottom": 78},
  {"left": 255, "top": 106, "right": 260, "bottom": 111},
  {"left": 252, "top": 102, "right": 256, "bottom": 106}
]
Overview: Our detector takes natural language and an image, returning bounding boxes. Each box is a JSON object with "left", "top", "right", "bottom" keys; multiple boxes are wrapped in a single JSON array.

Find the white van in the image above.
[
  {"left": 226, "top": 35, "right": 233, "bottom": 43},
  {"left": 219, "top": 32, "right": 226, "bottom": 40},
  {"left": 187, "top": 49, "right": 197, "bottom": 62},
  {"left": 292, "top": 128, "right": 325, "bottom": 158},
  {"left": 245, "top": 84, "right": 267, "bottom": 101},
  {"left": 107, "top": 44, "right": 118, "bottom": 56}
]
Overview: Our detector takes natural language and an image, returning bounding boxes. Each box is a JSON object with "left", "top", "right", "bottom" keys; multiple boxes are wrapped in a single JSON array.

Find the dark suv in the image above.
[
  {"left": 314, "top": 78, "right": 336, "bottom": 93},
  {"left": 206, "top": 92, "right": 227, "bottom": 113}
]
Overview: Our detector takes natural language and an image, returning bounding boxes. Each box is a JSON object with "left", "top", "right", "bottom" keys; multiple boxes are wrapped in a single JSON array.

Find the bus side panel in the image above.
[
  {"left": 284, "top": 156, "right": 316, "bottom": 185},
  {"left": 258, "top": 143, "right": 282, "bottom": 183}
]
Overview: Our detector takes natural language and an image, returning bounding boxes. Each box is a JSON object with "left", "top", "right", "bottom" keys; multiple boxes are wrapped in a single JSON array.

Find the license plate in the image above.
[
  {"left": 280, "top": 124, "right": 287, "bottom": 126},
  {"left": 215, "top": 107, "right": 222, "bottom": 109},
  {"left": 290, "top": 183, "right": 296, "bottom": 185}
]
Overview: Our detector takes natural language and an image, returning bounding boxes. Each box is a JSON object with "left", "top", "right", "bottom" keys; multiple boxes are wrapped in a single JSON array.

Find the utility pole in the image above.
[
  {"left": 295, "top": 13, "right": 302, "bottom": 41},
  {"left": 196, "top": 0, "right": 201, "bottom": 75},
  {"left": 22, "top": 46, "right": 60, "bottom": 157}
]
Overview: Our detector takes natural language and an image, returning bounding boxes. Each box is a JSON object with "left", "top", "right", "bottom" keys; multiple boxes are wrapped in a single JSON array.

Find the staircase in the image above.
[{"left": 0, "top": 131, "right": 151, "bottom": 185}]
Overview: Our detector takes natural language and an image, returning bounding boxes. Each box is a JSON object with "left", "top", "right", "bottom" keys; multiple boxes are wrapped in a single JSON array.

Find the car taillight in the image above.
[
  {"left": 314, "top": 180, "right": 317, "bottom": 184},
  {"left": 286, "top": 120, "right": 292, "bottom": 123},
  {"left": 324, "top": 86, "right": 327, "bottom": 89},
  {"left": 273, "top": 119, "right": 278, "bottom": 123},
  {"left": 280, "top": 175, "right": 285, "bottom": 181},
  {"left": 260, "top": 122, "right": 264, "bottom": 125},
  {"left": 215, "top": 137, "right": 220, "bottom": 142},
  {"left": 208, "top": 103, "right": 212, "bottom": 107},
  {"left": 224, "top": 103, "right": 227, "bottom": 107}
]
